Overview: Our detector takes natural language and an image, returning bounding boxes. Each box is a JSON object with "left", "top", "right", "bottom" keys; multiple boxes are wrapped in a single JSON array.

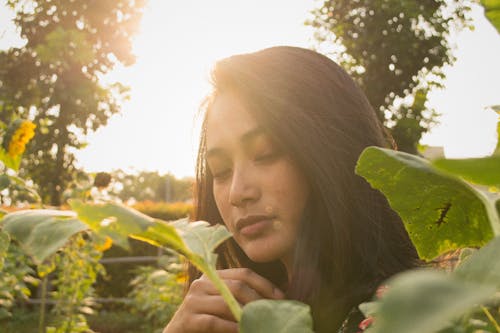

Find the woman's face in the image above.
[{"left": 205, "top": 93, "right": 310, "bottom": 270}]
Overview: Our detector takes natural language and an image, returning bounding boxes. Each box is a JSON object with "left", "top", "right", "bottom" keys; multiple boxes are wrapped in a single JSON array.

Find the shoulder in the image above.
[
  {"left": 338, "top": 285, "right": 388, "bottom": 333},
  {"left": 338, "top": 307, "right": 367, "bottom": 333}
]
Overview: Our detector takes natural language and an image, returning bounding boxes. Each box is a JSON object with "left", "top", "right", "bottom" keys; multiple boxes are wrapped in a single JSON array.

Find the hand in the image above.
[{"left": 163, "top": 268, "right": 285, "bottom": 333}]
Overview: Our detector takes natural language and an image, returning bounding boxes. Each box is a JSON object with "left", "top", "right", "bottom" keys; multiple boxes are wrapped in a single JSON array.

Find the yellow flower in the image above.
[
  {"left": 6, "top": 120, "right": 36, "bottom": 157},
  {"left": 94, "top": 236, "right": 113, "bottom": 252},
  {"left": 176, "top": 271, "right": 188, "bottom": 284}
]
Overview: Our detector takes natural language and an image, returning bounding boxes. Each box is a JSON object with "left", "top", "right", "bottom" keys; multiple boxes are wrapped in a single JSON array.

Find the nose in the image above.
[{"left": 228, "top": 164, "right": 260, "bottom": 207}]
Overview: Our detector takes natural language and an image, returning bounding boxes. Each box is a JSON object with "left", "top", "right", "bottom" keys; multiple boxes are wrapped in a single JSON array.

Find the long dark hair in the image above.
[{"left": 192, "top": 46, "right": 419, "bottom": 332}]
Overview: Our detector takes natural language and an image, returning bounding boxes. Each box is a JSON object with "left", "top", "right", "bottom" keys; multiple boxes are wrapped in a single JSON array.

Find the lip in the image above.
[{"left": 236, "top": 215, "right": 275, "bottom": 237}]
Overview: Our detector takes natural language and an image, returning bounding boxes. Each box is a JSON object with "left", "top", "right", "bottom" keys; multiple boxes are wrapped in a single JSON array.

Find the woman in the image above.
[{"left": 164, "top": 46, "right": 419, "bottom": 333}]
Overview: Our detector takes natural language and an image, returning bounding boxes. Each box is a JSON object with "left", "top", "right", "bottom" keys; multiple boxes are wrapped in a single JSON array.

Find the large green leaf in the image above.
[
  {"left": 69, "top": 200, "right": 154, "bottom": 250},
  {"left": 432, "top": 155, "right": 500, "bottom": 187},
  {"left": 171, "top": 219, "right": 232, "bottom": 268},
  {"left": 133, "top": 218, "right": 231, "bottom": 269},
  {"left": 1, "top": 210, "right": 88, "bottom": 264},
  {"left": 481, "top": 0, "right": 500, "bottom": 34},
  {"left": 454, "top": 236, "right": 500, "bottom": 289},
  {"left": 132, "top": 218, "right": 238, "bottom": 318},
  {"left": 367, "top": 236, "right": 500, "bottom": 333},
  {"left": 0, "top": 229, "right": 10, "bottom": 270},
  {"left": 356, "top": 147, "right": 495, "bottom": 260},
  {"left": 240, "top": 300, "right": 314, "bottom": 333},
  {"left": 366, "top": 270, "right": 496, "bottom": 333}
]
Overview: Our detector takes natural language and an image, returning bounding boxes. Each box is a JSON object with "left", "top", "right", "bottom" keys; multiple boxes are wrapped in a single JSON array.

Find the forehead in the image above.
[{"left": 205, "top": 93, "right": 258, "bottom": 148}]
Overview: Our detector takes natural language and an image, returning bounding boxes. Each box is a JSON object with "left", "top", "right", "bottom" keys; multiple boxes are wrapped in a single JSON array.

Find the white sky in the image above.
[{"left": 1, "top": 1, "right": 499, "bottom": 178}]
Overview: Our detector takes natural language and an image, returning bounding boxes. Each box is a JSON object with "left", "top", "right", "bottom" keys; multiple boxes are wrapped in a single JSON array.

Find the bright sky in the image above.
[{"left": 1, "top": 1, "right": 499, "bottom": 178}]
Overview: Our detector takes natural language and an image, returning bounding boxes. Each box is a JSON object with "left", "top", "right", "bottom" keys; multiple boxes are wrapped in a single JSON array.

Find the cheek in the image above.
[
  {"left": 275, "top": 166, "right": 309, "bottom": 222},
  {"left": 213, "top": 186, "right": 232, "bottom": 226}
]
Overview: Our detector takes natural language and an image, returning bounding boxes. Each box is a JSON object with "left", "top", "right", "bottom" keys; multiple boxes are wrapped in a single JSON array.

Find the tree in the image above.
[
  {"left": 110, "top": 170, "right": 194, "bottom": 203},
  {"left": 0, "top": 0, "right": 145, "bottom": 205},
  {"left": 308, "top": 0, "right": 472, "bottom": 153}
]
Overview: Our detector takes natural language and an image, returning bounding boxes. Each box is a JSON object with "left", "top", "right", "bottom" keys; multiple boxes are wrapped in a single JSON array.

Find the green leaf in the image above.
[
  {"left": 454, "top": 236, "right": 500, "bottom": 289},
  {"left": 481, "top": 0, "right": 500, "bottom": 34},
  {"left": 432, "top": 155, "right": 500, "bottom": 187},
  {"left": 359, "top": 301, "right": 379, "bottom": 318},
  {"left": 133, "top": 218, "right": 231, "bottom": 268},
  {"left": 171, "top": 219, "right": 231, "bottom": 268},
  {"left": 132, "top": 218, "right": 238, "bottom": 319},
  {"left": 131, "top": 219, "right": 186, "bottom": 254},
  {"left": 367, "top": 270, "right": 496, "bottom": 333},
  {"left": 240, "top": 300, "right": 314, "bottom": 333},
  {"left": 0, "top": 148, "right": 21, "bottom": 171},
  {"left": 0, "top": 174, "right": 11, "bottom": 191},
  {"left": 1, "top": 210, "right": 87, "bottom": 264},
  {"left": 69, "top": 200, "right": 154, "bottom": 250},
  {"left": 0, "top": 229, "right": 10, "bottom": 270},
  {"left": 355, "top": 147, "right": 495, "bottom": 260}
]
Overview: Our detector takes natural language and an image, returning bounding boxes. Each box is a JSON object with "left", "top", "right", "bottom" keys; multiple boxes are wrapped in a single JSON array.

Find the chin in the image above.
[{"left": 242, "top": 243, "right": 285, "bottom": 264}]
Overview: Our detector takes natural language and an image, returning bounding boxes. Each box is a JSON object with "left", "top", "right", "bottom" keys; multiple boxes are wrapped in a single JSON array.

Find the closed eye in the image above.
[
  {"left": 254, "top": 151, "right": 279, "bottom": 163},
  {"left": 212, "top": 168, "right": 232, "bottom": 181}
]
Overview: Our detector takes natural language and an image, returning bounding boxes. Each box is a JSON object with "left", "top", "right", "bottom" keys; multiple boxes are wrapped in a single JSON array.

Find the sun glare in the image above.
[
  {"left": 61, "top": 1, "right": 500, "bottom": 175},
  {"left": 75, "top": 0, "right": 315, "bottom": 177}
]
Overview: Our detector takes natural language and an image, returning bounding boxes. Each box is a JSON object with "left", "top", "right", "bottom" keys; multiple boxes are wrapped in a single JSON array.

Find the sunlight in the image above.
[
  {"left": 71, "top": 1, "right": 499, "bottom": 176},
  {"left": 75, "top": 0, "right": 315, "bottom": 177}
]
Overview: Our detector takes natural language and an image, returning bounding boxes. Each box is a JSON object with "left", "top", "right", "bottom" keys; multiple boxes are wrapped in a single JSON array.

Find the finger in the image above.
[
  {"left": 184, "top": 294, "right": 237, "bottom": 322},
  {"left": 224, "top": 278, "right": 263, "bottom": 305},
  {"left": 190, "top": 276, "right": 223, "bottom": 295},
  {"left": 190, "top": 314, "right": 238, "bottom": 333},
  {"left": 217, "top": 268, "right": 285, "bottom": 299},
  {"left": 164, "top": 313, "right": 238, "bottom": 333}
]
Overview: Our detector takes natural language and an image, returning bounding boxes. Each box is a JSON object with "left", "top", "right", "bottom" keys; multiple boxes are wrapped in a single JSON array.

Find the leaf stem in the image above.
[
  {"left": 481, "top": 305, "right": 500, "bottom": 333},
  {"left": 196, "top": 260, "right": 242, "bottom": 321},
  {"left": 38, "top": 276, "right": 48, "bottom": 333}
]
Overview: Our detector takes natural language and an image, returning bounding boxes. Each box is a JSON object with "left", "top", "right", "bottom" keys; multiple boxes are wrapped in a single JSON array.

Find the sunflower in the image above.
[{"left": 2, "top": 120, "right": 36, "bottom": 158}]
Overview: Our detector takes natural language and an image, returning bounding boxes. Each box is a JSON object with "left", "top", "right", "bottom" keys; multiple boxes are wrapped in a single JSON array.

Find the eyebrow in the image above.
[{"left": 206, "top": 127, "right": 266, "bottom": 159}]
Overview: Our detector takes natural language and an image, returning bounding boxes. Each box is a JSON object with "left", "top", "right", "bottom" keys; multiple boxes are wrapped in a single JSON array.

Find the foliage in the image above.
[
  {"left": 240, "top": 300, "right": 314, "bottom": 333},
  {"left": 133, "top": 201, "right": 193, "bottom": 221},
  {"left": 87, "top": 310, "right": 152, "bottom": 333},
  {"left": 3, "top": 308, "right": 149, "bottom": 333},
  {"left": 128, "top": 257, "right": 184, "bottom": 332},
  {"left": 0, "top": 60, "right": 498, "bottom": 331},
  {"left": 93, "top": 237, "right": 159, "bottom": 300},
  {"left": 0, "top": 201, "right": 314, "bottom": 331},
  {"left": 1, "top": 209, "right": 87, "bottom": 265},
  {"left": 355, "top": 147, "right": 497, "bottom": 260},
  {"left": 110, "top": 170, "right": 194, "bottom": 203},
  {"left": 62, "top": 170, "right": 194, "bottom": 205},
  {"left": 45, "top": 232, "right": 105, "bottom": 333},
  {"left": 2, "top": 308, "right": 40, "bottom": 333},
  {"left": 482, "top": 0, "right": 500, "bottom": 33},
  {"left": 0, "top": 0, "right": 146, "bottom": 205},
  {"left": 362, "top": 237, "right": 500, "bottom": 333},
  {"left": 0, "top": 242, "right": 39, "bottom": 320},
  {"left": 308, "top": 0, "right": 472, "bottom": 153},
  {"left": 355, "top": 141, "right": 500, "bottom": 332}
]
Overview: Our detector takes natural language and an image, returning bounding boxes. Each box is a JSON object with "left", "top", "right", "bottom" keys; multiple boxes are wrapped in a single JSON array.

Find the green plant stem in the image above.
[
  {"left": 198, "top": 262, "right": 242, "bottom": 321},
  {"left": 39, "top": 276, "right": 48, "bottom": 333},
  {"left": 481, "top": 305, "right": 500, "bottom": 333}
]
